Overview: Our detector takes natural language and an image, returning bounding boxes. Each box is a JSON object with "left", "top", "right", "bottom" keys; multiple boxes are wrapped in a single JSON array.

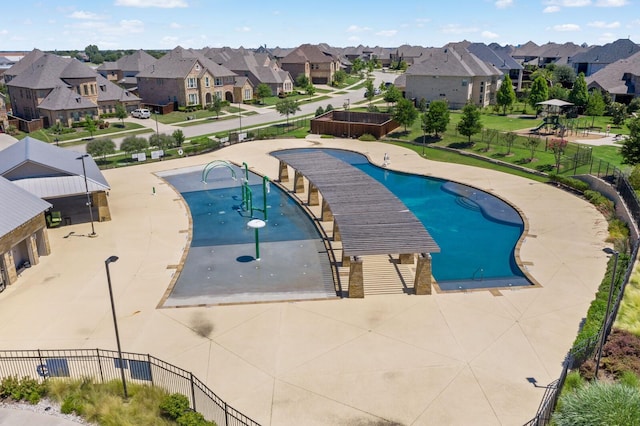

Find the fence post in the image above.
[
  {"left": 97, "top": 348, "right": 104, "bottom": 383},
  {"left": 147, "top": 354, "right": 154, "bottom": 386},
  {"left": 37, "top": 349, "right": 46, "bottom": 381},
  {"left": 225, "top": 401, "right": 230, "bottom": 426},
  {"left": 190, "top": 372, "right": 197, "bottom": 412}
]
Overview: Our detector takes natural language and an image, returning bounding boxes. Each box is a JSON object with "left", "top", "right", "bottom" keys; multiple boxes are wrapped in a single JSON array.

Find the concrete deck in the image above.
[{"left": 0, "top": 137, "right": 610, "bottom": 425}]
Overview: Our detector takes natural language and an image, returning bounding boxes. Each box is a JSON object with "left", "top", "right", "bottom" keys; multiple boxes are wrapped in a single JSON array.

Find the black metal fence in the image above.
[{"left": 0, "top": 348, "right": 260, "bottom": 426}]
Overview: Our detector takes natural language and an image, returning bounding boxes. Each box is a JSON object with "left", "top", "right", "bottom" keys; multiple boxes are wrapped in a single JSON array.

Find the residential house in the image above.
[
  {"left": 586, "top": 50, "right": 640, "bottom": 104},
  {"left": 205, "top": 47, "right": 293, "bottom": 96},
  {"left": 6, "top": 51, "right": 140, "bottom": 130},
  {"left": 403, "top": 46, "right": 502, "bottom": 109},
  {"left": 96, "top": 49, "right": 157, "bottom": 90},
  {"left": 279, "top": 44, "right": 341, "bottom": 85},
  {"left": 390, "top": 45, "right": 429, "bottom": 66},
  {"left": 136, "top": 46, "right": 241, "bottom": 109},
  {"left": 2, "top": 49, "right": 45, "bottom": 85},
  {"left": 0, "top": 93, "right": 8, "bottom": 133},
  {"left": 570, "top": 38, "right": 640, "bottom": 76},
  {"left": 450, "top": 41, "right": 524, "bottom": 91}
]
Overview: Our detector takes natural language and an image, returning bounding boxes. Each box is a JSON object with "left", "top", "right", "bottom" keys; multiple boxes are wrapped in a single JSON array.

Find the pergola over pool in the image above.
[{"left": 272, "top": 149, "right": 440, "bottom": 297}]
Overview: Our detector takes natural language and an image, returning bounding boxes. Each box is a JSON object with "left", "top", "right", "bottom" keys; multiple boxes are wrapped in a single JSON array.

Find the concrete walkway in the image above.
[{"left": 0, "top": 138, "right": 610, "bottom": 425}]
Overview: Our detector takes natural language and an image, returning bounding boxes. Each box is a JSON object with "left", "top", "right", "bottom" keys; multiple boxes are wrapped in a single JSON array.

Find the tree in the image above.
[
  {"left": 549, "top": 84, "right": 570, "bottom": 102},
  {"left": 393, "top": 98, "right": 418, "bottom": 132},
  {"left": 115, "top": 103, "right": 128, "bottom": 127},
  {"left": 531, "top": 67, "right": 554, "bottom": 86},
  {"left": 456, "top": 102, "right": 482, "bottom": 142},
  {"left": 548, "top": 137, "right": 568, "bottom": 173},
  {"left": 149, "top": 133, "right": 175, "bottom": 152},
  {"left": 315, "top": 106, "right": 325, "bottom": 116},
  {"left": 306, "top": 84, "right": 316, "bottom": 97},
  {"left": 364, "top": 79, "right": 375, "bottom": 105},
  {"left": 383, "top": 85, "right": 402, "bottom": 110},
  {"left": 482, "top": 128, "right": 499, "bottom": 152},
  {"left": 207, "top": 97, "right": 223, "bottom": 119},
  {"left": 524, "top": 136, "right": 542, "bottom": 162},
  {"left": 528, "top": 77, "right": 549, "bottom": 116},
  {"left": 83, "top": 115, "right": 97, "bottom": 138},
  {"left": 325, "top": 104, "right": 334, "bottom": 112},
  {"left": 502, "top": 131, "right": 517, "bottom": 155},
  {"left": 295, "top": 74, "right": 309, "bottom": 88},
  {"left": 275, "top": 98, "right": 301, "bottom": 127},
  {"left": 621, "top": 117, "right": 640, "bottom": 165},
  {"left": 496, "top": 75, "right": 516, "bottom": 115},
  {"left": 86, "top": 138, "right": 115, "bottom": 162},
  {"left": 255, "top": 83, "right": 272, "bottom": 104},
  {"left": 421, "top": 100, "right": 450, "bottom": 138},
  {"left": 417, "top": 98, "right": 428, "bottom": 113},
  {"left": 351, "top": 58, "right": 364, "bottom": 74},
  {"left": 333, "top": 69, "right": 347, "bottom": 86},
  {"left": 609, "top": 102, "right": 627, "bottom": 126},
  {"left": 585, "top": 90, "right": 606, "bottom": 127},
  {"left": 120, "top": 135, "right": 149, "bottom": 154},
  {"left": 172, "top": 129, "right": 185, "bottom": 147},
  {"left": 569, "top": 72, "right": 589, "bottom": 109},
  {"left": 553, "top": 65, "right": 576, "bottom": 88}
]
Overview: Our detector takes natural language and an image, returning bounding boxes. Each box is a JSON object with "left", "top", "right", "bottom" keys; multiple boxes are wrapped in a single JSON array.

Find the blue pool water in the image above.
[{"left": 283, "top": 149, "right": 529, "bottom": 289}]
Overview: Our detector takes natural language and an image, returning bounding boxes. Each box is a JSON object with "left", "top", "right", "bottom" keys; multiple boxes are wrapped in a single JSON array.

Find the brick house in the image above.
[
  {"left": 96, "top": 49, "right": 157, "bottom": 90},
  {"left": 136, "top": 46, "right": 242, "bottom": 108},
  {"left": 279, "top": 44, "right": 341, "bottom": 85}
]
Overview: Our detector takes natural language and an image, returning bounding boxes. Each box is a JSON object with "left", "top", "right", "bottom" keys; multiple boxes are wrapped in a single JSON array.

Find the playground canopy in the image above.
[{"left": 536, "top": 99, "right": 574, "bottom": 114}]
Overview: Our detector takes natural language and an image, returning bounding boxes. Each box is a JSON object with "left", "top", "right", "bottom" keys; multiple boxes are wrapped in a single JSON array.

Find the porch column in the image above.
[
  {"left": 307, "top": 183, "right": 319, "bottom": 206},
  {"left": 333, "top": 222, "right": 341, "bottom": 241},
  {"left": 94, "top": 191, "right": 111, "bottom": 222},
  {"left": 293, "top": 170, "right": 305, "bottom": 193},
  {"left": 348, "top": 256, "right": 364, "bottom": 298},
  {"left": 414, "top": 253, "right": 433, "bottom": 295},
  {"left": 278, "top": 160, "right": 289, "bottom": 182},
  {"left": 40, "top": 228, "right": 51, "bottom": 256},
  {"left": 26, "top": 234, "right": 40, "bottom": 266},
  {"left": 1, "top": 251, "right": 17, "bottom": 285}
]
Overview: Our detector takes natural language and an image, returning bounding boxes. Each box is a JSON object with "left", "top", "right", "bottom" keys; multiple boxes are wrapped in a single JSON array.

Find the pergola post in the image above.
[
  {"left": 293, "top": 170, "right": 305, "bottom": 193},
  {"left": 348, "top": 256, "right": 364, "bottom": 298},
  {"left": 307, "top": 183, "right": 319, "bottom": 206},
  {"left": 399, "top": 253, "right": 415, "bottom": 264},
  {"left": 321, "top": 199, "right": 333, "bottom": 221},
  {"left": 333, "top": 222, "right": 341, "bottom": 241},
  {"left": 414, "top": 253, "right": 433, "bottom": 295},
  {"left": 278, "top": 160, "right": 289, "bottom": 182}
]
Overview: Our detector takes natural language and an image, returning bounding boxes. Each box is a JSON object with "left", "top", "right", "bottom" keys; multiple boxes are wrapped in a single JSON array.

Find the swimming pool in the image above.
[{"left": 279, "top": 149, "right": 530, "bottom": 290}]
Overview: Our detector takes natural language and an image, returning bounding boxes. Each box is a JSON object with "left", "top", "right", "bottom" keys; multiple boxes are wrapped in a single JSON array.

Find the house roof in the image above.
[
  {"left": 7, "top": 53, "right": 71, "bottom": 89},
  {"left": 95, "top": 74, "right": 141, "bottom": 103},
  {"left": 451, "top": 42, "right": 522, "bottom": 71},
  {"left": 281, "top": 44, "right": 338, "bottom": 64},
  {"left": 0, "top": 136, "right": 110, "bottom": 199},
  {"left": 116, "top": 49, "right": 157, "bottom": 73},
  {"left": 0, "top": 175, "right": 51, "bottom": 238},
  {"left": 586, "top": 50, "right": 640, "bottom": 95},
  {"left": 137, "top": 46, "right": 236, "bottom": 79},
  {"left": 3, "top": 48, "right": 46, "bottom": 80},
  {"left": 407, "top": 47, "right": 501, "bottom": 78},
  {"left": 570, "top": 38, "right": 640, "bottom": 64},
  {"left": 37, "top": 85, "right": 97, "bottom": 111}
]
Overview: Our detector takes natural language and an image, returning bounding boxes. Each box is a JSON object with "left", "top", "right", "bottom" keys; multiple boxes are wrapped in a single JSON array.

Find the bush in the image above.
[
  {"left": 358, "top": 133, "right": 377, "bottom": 141},
  {"left": 548, "top": 173, "right": 590, "bottom": 192},
  {"left": 583, "top": 189, "right": 615, "bottom": 217},
  {"left": 61, "top": 393, "right": 85, "bottom": 415},
  {"left": 176, "top": 409, "right": 215, "bottom": 426},
  {"left": 553, "top": 381, "right": 640, "bottom": 425},
  {"left": 0, "top": 376, "right": 47, "bottom": 404},
  {"left": 629, "top": 165, "right": 640, "bottom": 189},
  {"left": 159, "top": 393, "right": 190, "bottom": 420}
]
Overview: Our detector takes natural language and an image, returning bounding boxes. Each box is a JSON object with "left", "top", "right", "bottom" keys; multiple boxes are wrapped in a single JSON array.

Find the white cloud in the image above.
[
  {"left": 587, "top": 20, "right": 620, "bottom": 28},
  {"left": 376, "top": 30, "right": 397, "bottom": 37},
  {"left": 441, "top": 24, "right": 478, "bottom": 34},
  {"left": 114, "top": 0, "right": 188, "bottom": 8},
  {"left": 595, "top": 0, "right": 628, "bottom": 6},
  {"left": 559, "top": 0, "right": 591, "bottom": 6},
  {"left": 552, "top": 23, "right": 581, "bottom": 31},
  {"left": 495, "top": 0, "right": 513, "bottom": 8},
  {"left": 118, "top": 19, "right": 145, "bottom": 33},
  {"left": 235, "top": 26, "right": 251, "bottom": 32},
  {"left": 481, "top": 30, "right": 499, "bottom": 39},
  {"left": 69, "top": 11, "right": 103, "bottom": 20},
  {"left": 346, "top": 25, "right": 371, "bottom": 33},
  {"left": 543, "top": 5, "right": 561, "bottom": 12},
  {"left": 0, "top": 29, "right": 7, "bottom": 35},
  {"left": 169, "top": 22, "right": 181, "bottom": 29}
]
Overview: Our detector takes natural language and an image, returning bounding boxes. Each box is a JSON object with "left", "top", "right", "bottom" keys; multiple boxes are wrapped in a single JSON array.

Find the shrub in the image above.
[
  {"left": 583, "top": 189, "right": 615, "bottom": 217},
  {"left": 600, "top": 329, "right": 640, "bottom": 378},
  {"left": 0, "top": 376, "right": 47, "bottom": 404},
  {"left": 176, "top": 409, "right": 215, "bottom": 426},
  {"left": 553, "top": 381, "right": 640, "bottom": 425},
  {"left": 607, "top": 218, "right": 630, "bottom": 249},
  {"left": 61, "top": 393, "right": 85, "bottom": 415},
  {"left": 629, "top": 165, "right": 640, "bottom": 190},
  {"left": 358, "top": 133, "right": 377, "bottom": 141},
  {"left": 620, "top": 370, "right": 640, "bottom": 389},
  {"left": 562, "top": 371, "right": 585, "bottom": 395},
  {"left": 548, "top": 173, "right": 590, "bottom": 192},
  {"left": 159, "top": 393, "right": 190, "bottom": 420}
]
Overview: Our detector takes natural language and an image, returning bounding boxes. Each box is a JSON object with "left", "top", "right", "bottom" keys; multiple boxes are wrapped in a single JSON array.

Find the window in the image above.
[
  {"left": 461, "top": 80, "right": 468, "bottom": 87},
  {"left": 194, "top": 63, "right": 201, "bottom": 71},
  {"left": 205, "top": 77, "right": 210, "bottom": 87},
  {"left": 84, "top": 85, "right": 89, "bottom": 95},
  {"left": 244, "top": 88, "right": 251, "bottom": 100},
  {"left": 215, "top": 91, "right": 222, "bottom": 100},
  {"left": 188, "top": 93, "right": 198, "bottom": 105},
  {"left": 214, "top": 77, "right": 222, "bottom": 86},
  {"left": 187, "top": 77, "right": 197, "bottom": 89},
  {"left": 480, "top": 82, "right": 485, "bottom": 93},
  {"left": 90, "top": 84, "right": 95, "bottom": 95}
]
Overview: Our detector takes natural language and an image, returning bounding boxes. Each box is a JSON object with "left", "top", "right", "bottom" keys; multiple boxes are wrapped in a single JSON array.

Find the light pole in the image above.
[
  {"left": 154, "top": 109, "right": 159, "bottom": 136},
  {"left": 104, "top": 256, "right": 128, "bottom": 399},
  {"left": 238, "top": 102, "right": 242, "bottom": 141},
  {"left": 343, "top": 99, "right": 350, "bottom": 139},
  {"left": 594, "top": 247, "right": 619, "bottom": 380},
  {"left": 76, "top": 154, "right": 97, "bottom": 237}
]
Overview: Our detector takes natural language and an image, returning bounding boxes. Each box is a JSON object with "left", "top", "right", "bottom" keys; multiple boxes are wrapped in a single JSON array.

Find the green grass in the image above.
[
  {"left": 615, "top": 266, "right": 640, "bottom": 335},
  {"left": 18, "top": 122, "right": 147, "bottom": 143}
]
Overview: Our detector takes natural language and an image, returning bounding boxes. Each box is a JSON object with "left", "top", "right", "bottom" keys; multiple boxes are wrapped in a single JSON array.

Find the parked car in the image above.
[{"left": 131, "top": 108, "right": 151, "bottom": 119}]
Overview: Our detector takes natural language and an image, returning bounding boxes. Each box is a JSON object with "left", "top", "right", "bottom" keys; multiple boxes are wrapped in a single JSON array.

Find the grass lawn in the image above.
[{"left": 17, "top": 122, "right": 148, "bottom": 143}]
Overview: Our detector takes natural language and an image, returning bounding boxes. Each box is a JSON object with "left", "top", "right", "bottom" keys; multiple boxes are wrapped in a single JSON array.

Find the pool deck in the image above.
[{"left": 0, "top": 136, "right": 610, "bottom": 425}]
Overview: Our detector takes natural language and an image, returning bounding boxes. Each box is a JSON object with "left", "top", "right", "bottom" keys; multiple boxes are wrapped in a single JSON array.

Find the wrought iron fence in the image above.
[{"left": 0, "top": 348, "right": 260, "bottom": 426}]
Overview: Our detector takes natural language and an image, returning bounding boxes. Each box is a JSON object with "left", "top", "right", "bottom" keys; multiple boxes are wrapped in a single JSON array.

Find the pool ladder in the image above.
[{"left": 472, "top": 267, "right": 484, "bottom": 281}]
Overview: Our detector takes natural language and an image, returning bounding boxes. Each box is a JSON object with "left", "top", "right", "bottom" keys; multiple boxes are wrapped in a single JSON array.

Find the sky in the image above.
[{"left": 1, "top": 0, "right": 639, "bottom": 52}]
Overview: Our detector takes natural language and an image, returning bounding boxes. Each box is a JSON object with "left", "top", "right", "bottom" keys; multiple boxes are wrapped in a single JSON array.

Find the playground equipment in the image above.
[
  {"left": 531, "top": 115, "right": 561, "bottom": 133},
  {"left": 240, "top": 162, "right": 270, "bottom": 221},
  {"left": 201, "top": 160, "right": 237, "bottom": 183}
]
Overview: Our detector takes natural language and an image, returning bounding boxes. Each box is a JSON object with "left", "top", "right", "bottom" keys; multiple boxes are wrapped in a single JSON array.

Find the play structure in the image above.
[
  {"left": 531, "top": 99, "right": 574, "bottom": 136},
  {"left": 531, "top": 115, "right": 565, "bottom": 135}
]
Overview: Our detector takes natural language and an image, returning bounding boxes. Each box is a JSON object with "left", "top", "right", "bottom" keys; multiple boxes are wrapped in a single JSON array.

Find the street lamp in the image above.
[
  {"left": 154, "top": 109, "right": 159, "bottom": 136},
  {"left": 104, "top": 256, "right": 128, "bottom": 399},
  {"left": 594, "top": 247, "right": 619, "bottom": 380},
  {"left": 76, "top": 154, "right": 97, "bottom": 237},
  {"left": 238, "top": 101, "right": 242, "bottom": 141}
]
